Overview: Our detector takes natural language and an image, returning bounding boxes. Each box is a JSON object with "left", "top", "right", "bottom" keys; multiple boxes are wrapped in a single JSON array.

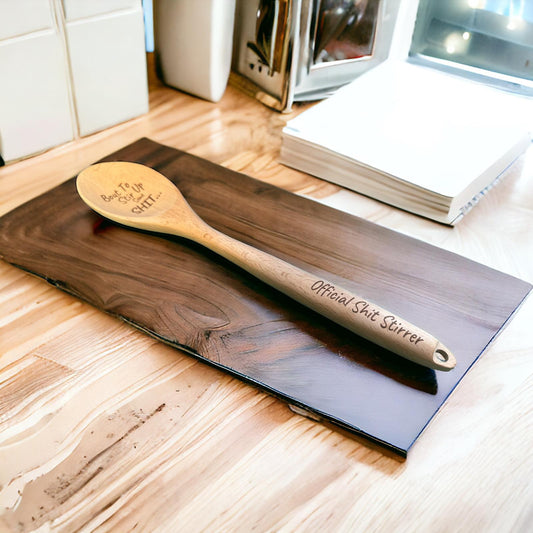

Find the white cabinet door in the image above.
[
  {"left": 63, "top": 0, "right": 148, "bottom": 136},
  {"left": 0, "top": 0, "right": 74, "bottom": 162}
]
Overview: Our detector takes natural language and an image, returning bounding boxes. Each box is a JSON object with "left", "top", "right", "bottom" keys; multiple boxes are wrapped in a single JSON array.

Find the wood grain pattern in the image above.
[
  {"left": 0, "top": 53, "right": 532, "bottom": 532},
  {"left": 0, "top": 136, "right": 530, "bottom": 459}
]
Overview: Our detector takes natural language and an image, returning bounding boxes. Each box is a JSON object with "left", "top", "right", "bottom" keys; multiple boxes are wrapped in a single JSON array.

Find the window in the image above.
[{"left": 410, "top": 0, "right": 533, "bottom": 87}]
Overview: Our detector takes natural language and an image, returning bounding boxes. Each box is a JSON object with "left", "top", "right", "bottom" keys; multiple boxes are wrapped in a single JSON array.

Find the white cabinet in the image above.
[
  {"left": 0, "top": 0, "right": 74, "bottom": 162},
  {"left": 63, "top": 0, "right": 149, "bottom": 136},
  {"left": 0, "top": 0, "right": 148, "bottom": 164}
]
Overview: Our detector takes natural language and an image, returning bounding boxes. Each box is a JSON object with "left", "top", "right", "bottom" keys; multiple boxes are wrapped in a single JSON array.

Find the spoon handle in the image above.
[{"left": 192, "top": 224, "right": 455, "bottom": 371}]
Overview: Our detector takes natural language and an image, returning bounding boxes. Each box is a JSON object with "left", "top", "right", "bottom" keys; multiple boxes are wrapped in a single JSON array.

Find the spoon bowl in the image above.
[{"left": 77, "top": 161, "right": 205, "bottom": 237}]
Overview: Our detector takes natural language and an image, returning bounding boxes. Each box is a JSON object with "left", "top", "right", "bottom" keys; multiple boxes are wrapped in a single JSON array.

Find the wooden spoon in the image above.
[{"left": 76, "top": 161, "right": 456, "bottom": 371}]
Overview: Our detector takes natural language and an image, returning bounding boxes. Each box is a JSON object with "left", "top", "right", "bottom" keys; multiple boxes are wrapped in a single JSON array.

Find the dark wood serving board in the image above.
[{"left": 1, "top": 138, "right": 530, "bottom": 456}]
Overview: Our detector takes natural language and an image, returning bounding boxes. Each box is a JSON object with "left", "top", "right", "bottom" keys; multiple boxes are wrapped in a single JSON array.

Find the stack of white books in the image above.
[{"left": 280, "top": 60, "right": 532, "bottom": 224}]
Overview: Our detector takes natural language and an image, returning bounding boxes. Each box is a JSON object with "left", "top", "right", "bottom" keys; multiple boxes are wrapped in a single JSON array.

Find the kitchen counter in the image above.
[{"left": 1, "top": 54, "right": 532, "bottom": 532}]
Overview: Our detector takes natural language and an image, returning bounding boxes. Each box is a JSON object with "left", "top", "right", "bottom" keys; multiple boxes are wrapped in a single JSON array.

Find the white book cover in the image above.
[{"left": 281, "top": 60, "right": 532, "bottom": 223}]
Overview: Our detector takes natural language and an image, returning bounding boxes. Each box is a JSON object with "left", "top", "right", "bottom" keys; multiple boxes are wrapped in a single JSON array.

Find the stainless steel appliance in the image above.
[{"left": 231, "top": 0, "right": 402, "bottom": 111}]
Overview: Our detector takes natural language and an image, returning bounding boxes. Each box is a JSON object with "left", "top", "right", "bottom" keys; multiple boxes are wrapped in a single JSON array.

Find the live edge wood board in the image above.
[{"left": 0, "top": 138, "right": 530, "bottom": 456}]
